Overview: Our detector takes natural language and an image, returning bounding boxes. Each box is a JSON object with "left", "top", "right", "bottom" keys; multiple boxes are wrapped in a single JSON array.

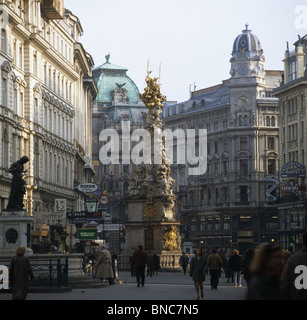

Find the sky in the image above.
[{"left": 64, "top": 0, "right": 307, "bottom": 103}]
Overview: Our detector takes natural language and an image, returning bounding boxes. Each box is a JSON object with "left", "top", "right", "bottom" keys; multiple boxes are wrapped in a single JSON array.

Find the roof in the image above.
[{"left": 93, "top": 54, "right": 140, "bottom": 105}]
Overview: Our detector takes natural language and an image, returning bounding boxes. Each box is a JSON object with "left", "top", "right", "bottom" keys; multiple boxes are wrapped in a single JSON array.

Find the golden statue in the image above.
[
  {"left": 164, "top": 226, "right": 178, "bottom": 251},
  {"left": 140, "top": 70, "right": 167, "bottom": 109}
]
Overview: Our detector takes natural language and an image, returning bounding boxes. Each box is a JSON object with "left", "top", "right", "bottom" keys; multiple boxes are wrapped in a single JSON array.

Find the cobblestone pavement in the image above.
[{"left": 0, "top": 271, "right": 248, "bottom": 301}]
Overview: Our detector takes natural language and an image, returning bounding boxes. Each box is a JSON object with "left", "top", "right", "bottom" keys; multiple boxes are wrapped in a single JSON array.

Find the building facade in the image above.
[
  {"left": 0, "top": 1, "right": 97, "bottom": 253},
  {"left": 92, "top": 54, "right": 146, "bottom": 250},
  {"left": 274, "top": 35, "right": 307, "bottom": 251},
  {"left": 162, "top": 25, "right": 283, "bottom": 253}
]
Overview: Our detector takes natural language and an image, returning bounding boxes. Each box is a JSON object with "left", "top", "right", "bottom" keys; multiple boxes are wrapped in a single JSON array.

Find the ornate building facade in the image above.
[
  {"left": 92, "top": 54, "right": 146, "bottom": 249},
  {"left": 274, "top": 35, "right": 307, "bottom": 251},
  {"left": 0, "top": 1, "right": 97, "bottom": 252},
  {"left": 162, "top": 25, "right": 283, "bottom": 253}
]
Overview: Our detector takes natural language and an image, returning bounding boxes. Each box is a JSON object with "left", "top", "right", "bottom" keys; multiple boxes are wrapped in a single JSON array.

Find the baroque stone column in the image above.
[{"left": 123, "top": 70, "right": 181, "bottom": 259}]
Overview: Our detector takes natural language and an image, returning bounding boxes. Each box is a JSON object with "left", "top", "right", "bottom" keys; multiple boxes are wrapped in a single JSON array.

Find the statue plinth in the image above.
[{"left": 0, "top": 210, "right": 34, "bottom": 255}]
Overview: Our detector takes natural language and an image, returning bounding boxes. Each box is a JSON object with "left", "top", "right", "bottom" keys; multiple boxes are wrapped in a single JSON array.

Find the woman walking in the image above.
[{"left": 189, "top": 248, "right": 207, "bottom": 300}]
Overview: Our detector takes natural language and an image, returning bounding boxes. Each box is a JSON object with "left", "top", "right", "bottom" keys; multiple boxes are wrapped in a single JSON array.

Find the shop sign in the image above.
[
  {"left": 78, "top": 183, "right": 98, "bottom": 193},
  {"left": 67, "top": 211, "right": 87, "bottom": 222},
  {"left": 77, "top": 229, "right": 98, "bottom": 241},
  {"left": 281, "top": 162, "right": 306, "bottom": 178}
]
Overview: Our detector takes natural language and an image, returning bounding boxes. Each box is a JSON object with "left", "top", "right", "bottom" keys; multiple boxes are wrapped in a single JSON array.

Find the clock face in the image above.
[
  {"left": 239, "top": 64, "right": 248, "bottom": 75},
  {"left": 86, "top": 202, "right": 97, "bottom": 213},
  {"left": 240, "top": 39, "right": 247, "bottom": 47}
]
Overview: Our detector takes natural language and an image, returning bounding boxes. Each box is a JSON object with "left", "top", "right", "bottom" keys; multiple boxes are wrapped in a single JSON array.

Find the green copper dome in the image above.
[{"left": 93, "top": 54, "right": 141, "bottom": 105}]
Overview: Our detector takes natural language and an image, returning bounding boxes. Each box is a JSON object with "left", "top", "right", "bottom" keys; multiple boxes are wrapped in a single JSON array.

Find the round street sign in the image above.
[
  {"left": 78, "top": 183, "right": 98, "bottom": 193},
  {"left": 99, "top": 195, "right": 110, "bottom": 205},
  {"left": 66, "top": 236, "right": 76, "bottom": 247},
  {"left": 66, "top": 224, "right": 77, "bottom": 235}
]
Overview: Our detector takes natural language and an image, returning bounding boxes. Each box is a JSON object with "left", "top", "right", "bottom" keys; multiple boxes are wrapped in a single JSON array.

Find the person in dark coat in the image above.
[
  {"left": 152, "top": 253, "right": 160, "bottom": 275},
  {"left": 280, "top": 232, "right": 307, "bottom": 300},
  {"left": 247, "top": 243, "right": 282, "bottom": 300},
  {"left": 230, "top": 250, "right": 243, "bottom": 287},
  {"left": 132, "top": 245, "right": 150, "bottom": 287},
  {"left": 9, "top": 246, "right": 34, "bottom": 300},
  {"left": 189, "top": 247, "right": 207, "bottom": 300},
  {"left": 179, "top": 253, "right": 189, "bottom": 275},
  {"left": 223, "top": 253, "right": 232, "bottom": 283}
]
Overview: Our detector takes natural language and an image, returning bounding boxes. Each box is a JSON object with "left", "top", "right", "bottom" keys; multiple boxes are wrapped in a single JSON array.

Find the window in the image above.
[
  {"left": 240, "top": 137, "right": 248, "bottom": 150},
  {"left": 268, "top": 159, "right": 276, "bottom": 175},
  {"left": 240, "top": 159, "right": 248, "bottom": 175},
  {"left": 266, "top": 116, "right": 271, "bottom": 127},
  {"left": 20, "top": 92, "right": 24, "bottom": 117},
  {"left": 240, "top": 186, "right": 248, "bottom": 202},
  {"left": 214, "top": 141, "right": 219, "bottom": 154},
  {"left": 33, "top": 53, "right": 38, "bottom": 76},
  {"left": 1, "top": 29, "right": 6, "bottom": 53},
  {"left": 2, "top": 78, "right": 7, "bottom": 106},
  {"left": 271, "top": 116, "right": 276, "bottom": 127},
  {"left": 19, "top": 45, "right": 23, "bottom": 68},
  {"left": 268, "top": 137, "right": 275, "bottom": 150}
]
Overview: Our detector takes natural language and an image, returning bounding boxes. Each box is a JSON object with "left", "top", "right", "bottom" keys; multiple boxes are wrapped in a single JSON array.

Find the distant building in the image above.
[
  {"left": 162, "top": 25, "right": 283, "bottom": 253},
  {"left": 0, "top": 1, "right": 97, "bottom": 252},
  {"left": 273, "top": 35, "right": 307, "bottom": 250},
  {"left": 92, "top": 55, "right": 146, "bottom": 249}
]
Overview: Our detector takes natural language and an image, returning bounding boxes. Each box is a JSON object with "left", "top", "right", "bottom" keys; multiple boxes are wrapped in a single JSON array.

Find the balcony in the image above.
[{"left": 41, "top": 0, "right": 65, "bottom": 20}]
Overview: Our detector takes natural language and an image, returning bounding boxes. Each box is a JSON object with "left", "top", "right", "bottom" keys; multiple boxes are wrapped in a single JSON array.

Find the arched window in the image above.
[
  {"left": 271, "top": 116, "right": 276, "bottom": 127},
  {"left": 266, "top": 116, "right": 271, "bottom": 127}
]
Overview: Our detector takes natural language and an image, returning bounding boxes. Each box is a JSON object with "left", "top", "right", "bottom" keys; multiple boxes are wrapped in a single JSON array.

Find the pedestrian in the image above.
[
  {"left": 189, "top": 248, "right": 207, "bottom": 300},
  {"left": 152, "top": 253, "right": 160, "bottom": 275},
  {"left": 223, "top": 252, "right": 231, "bottom": 283},
  {"left": 247, "top": 243, "right": 282, "bottom": 300},
  {"left": 280, "top": 232, "right": 307, "bottom": 300},
  {"left": 147, "top": 252, "right": 153, "bottom": 277},
  {"left": 207, "top": 249, "right": 223, "bottom": 290},
  {"left": 230, "top": 250, "right": 243, "bottom": 287},
  {"left": 132, "top": 245, "right": 150, "bottom": 287},
  {"left": 179, "top": 253, "right": 189, "bottom": 275},
  {"left": 241, "top": 248, "right": 255, "bottom": 288},
  {"left": 109, "top": 248, "right": 118, "bottom": 281},
  {"left": 94, "top": 245, "right": 114, "bottom": 285},
  {"left": 9, "top": 246, "right": 34, "bottom": 300},
  {"left": 129, "top": 255, "right": 135, "bottom": 277}
]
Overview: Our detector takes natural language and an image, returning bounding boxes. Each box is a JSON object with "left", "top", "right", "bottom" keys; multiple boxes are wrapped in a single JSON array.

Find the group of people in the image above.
[
  {"left": 183, "top": 231, "right": 307, "bottom": 300},
  {"left": 6, "top": 232, "right": 307, "bottom": 300}
]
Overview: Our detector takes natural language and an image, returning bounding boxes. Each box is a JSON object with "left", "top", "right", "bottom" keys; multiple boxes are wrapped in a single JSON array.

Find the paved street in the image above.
[{"left": 0, "top": 271, "right": 247, "bottom": 301}]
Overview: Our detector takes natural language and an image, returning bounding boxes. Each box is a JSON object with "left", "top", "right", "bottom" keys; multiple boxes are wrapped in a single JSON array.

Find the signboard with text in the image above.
[{"left": 77, "top": 229, "right": 98, "bottom": 241}]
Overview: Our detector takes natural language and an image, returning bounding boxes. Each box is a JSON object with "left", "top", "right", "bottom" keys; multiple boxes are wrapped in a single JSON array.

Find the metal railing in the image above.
[{"left": 0, "top": 258, "right": 69, "bottom": 288}]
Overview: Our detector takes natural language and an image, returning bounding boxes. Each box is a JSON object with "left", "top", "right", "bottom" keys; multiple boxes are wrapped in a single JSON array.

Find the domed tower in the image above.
[
  {"left": 93, "top": 53, "right": 141, "bottom": 106},
  {"left": 229, "top": 24, "right": 265, "bottom": 81}
]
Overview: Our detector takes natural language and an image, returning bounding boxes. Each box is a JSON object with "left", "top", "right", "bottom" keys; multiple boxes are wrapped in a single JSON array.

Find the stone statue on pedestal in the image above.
[{"left": 6, "top": 156, "right": 29, "bottom": 212}]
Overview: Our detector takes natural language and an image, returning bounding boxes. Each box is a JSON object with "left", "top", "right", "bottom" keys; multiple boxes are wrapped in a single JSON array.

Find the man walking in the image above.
[
  {"left": 230, "top": 250, "right": 242, "bottom": 287},
  {"left": 179, "top": 253, "right": 189, "bottom": 275},
  {"left": 281, "top": 232, "right": 307, "bottom": 300},
  {"left": 207, "top": 249, "right": 223, "bottom": 290},
  {"left": 132, "top": 245, "right": 150, "bottom": 287}
]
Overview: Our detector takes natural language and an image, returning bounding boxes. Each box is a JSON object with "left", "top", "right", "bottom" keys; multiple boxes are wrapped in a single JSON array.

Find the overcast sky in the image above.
[{"left": 64, "top": 0, "right": 307, "bottom": 103}]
